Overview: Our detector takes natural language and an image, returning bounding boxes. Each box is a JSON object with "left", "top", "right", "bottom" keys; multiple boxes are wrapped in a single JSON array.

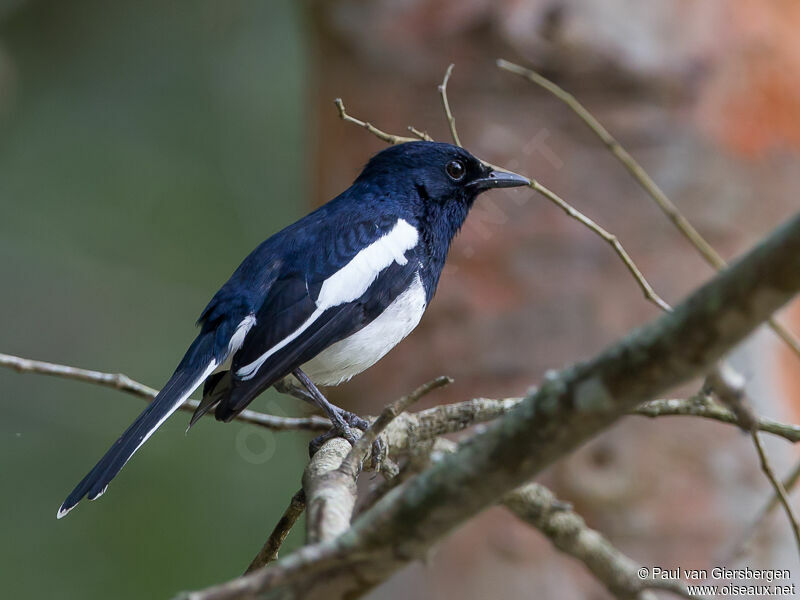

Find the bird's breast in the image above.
[{"left": 299, "top": 273, "right": 427, "bottom": 386}]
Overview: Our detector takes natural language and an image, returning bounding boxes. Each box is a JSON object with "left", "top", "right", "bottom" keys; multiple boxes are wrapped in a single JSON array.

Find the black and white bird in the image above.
[{"left": 58, "top": 141, "right": 529, "bottom": 518}]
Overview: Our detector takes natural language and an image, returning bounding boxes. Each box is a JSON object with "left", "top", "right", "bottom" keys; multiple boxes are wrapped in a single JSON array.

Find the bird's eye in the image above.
[{"left": 445, "top": 160, "right": 466, "bottom": 181}]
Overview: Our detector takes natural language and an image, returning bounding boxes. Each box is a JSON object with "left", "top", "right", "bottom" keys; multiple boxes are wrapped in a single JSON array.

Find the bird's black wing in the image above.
[{"left": 211, "top": 223, "right": 424, "bottom": 420}]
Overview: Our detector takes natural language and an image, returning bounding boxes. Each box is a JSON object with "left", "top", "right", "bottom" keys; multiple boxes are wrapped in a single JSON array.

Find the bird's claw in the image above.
[
  {"left": 308, "top": 423, "right": 360, "bottom": 456},
  {"left": 338, "top": 409, "right": 370, "bottom": 431},
  {"left": 307, "top": 408, "right": 382, "bottom": 464}
]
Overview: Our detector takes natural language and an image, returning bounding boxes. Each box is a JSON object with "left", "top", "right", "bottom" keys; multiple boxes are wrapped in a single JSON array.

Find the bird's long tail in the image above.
[{"left": 57, "top": 338, "right": 219, "bottom": 519}]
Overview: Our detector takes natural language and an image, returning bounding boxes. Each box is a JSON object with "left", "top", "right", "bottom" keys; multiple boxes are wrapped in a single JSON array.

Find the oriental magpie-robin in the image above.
[{"left": 58, "top": 141, "right": 529, "bottom": 518}]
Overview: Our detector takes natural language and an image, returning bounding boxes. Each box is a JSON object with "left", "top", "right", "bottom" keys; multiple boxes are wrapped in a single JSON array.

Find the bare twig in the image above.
[
  {"left": 727, "top": 458, "right": 800, "bottom": 562},
  {"left": 704, "top": 364, "right": 800, "bottom": 558},
  {"left": 750, "top": 431, "right": 800, "bottom": 557},
  {"left": 634, "top": 398, "right": 800, "bottom": 443},
  {"left": 14, "top": 348, "right": 797, "bottom": 449},
  {"left": 438, "top": 64, "right": 461, "bottom": 146},
  {"left": 334, "top": 98, "right": 416, "bottom": 145},
  {"left": 0, "top": 352, "right": 331, "bottom": 432},
  {"left": 527, "top": 179, "right": 673, "bottom": 312},
  {"left": 497, "top": 58, "right": 800, "bottom": 362},
  {"left": 245, "top": 490, "right": 306, "bottom": 573},
  {"left": 339, "top": 376, "right": 452, "bottom": 476},
  {"left": 0, "top": 352, "right": 158, "bottom": 397},
  {"left": 407, "top": 126, "right": 433, "bottom": 141}
]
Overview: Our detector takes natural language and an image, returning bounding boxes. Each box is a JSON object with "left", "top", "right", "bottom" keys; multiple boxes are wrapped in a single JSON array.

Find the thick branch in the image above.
[
  {"left": 303, "top": 437, "right": 356, "bottom": 545},
  {"left": 184, "top": 211, "right": 800, "bottom": 599}
]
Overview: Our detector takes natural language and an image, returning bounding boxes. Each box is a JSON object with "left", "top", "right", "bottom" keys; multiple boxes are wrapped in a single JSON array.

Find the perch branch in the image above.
[
  {"left": 338, "top": 376, "right": 452, "bottom": 476},
  {"left": 304, "top": 377, "right": 451, "bottom": 545},
  {"left": 303, "top": 436, "right": 357, "bottom": 545}
]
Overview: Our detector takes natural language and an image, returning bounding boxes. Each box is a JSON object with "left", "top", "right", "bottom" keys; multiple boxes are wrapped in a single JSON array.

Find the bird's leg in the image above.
[
  {"left": 291, "top": 368, "right": 360, "bottom": 451},
  {"left": 274, "top": 378, "right": 368, "bottom": 429},
  {"left": 291, "top": 368, "right": 384, "bottom": 464}
]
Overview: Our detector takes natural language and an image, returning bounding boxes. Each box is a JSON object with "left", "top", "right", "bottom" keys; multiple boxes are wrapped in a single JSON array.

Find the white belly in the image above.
[{"left": 299, "top": 273, "right": 427, "bottom": 386}]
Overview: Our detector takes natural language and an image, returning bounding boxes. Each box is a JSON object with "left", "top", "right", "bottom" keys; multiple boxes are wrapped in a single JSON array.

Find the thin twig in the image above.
[
  {"left": 245, "top": 490, "right": 306, "bottom": 573},
  {"left": 497, "top": 58, "right": 800, "bottom": 361},
  {"left": 334, "top": 98, "right": 416, "bottom": 145},
  {"left": 750, "top": 431, "right": 800, "bottom": 558},
  {"left": 726, "top": 458, "right": 800, "bottom": 562},
  {"left": 634, "top": 398, "right": 800, "bottom": 443},
  {"left": 339, "top": 376, "right": 452, "bottom": 476},
  {"left": 0, "top": 352, "right": 331, "bottom": 431},
  {"left": 438, "top": 64, "right": 461, "bottom": 146},
  {"left": 0, "top": 352, "right": 157, "bottom": 397},
  {"left": 703, "top": 364, "right": 800, "bottom": 560},
  {"left": 408, "top": 126, "right": 433, "bottom": 141},
  {"left": 527, "top": 180, "right": 673, "bottom": 312}
]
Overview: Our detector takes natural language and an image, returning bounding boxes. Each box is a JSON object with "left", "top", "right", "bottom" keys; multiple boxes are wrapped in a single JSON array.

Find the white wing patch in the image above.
[
  {"left": 236, "top": 219, "right": 419, "bottom": 381},
  {"left": 299, "top": 272, "right": 426, "bottom": 386},
  {"left": 316, "top": 219, "right": 418, "bottom": 308},
  {"left": 229, "top": 314, "right": 256, "bottom": 353}
]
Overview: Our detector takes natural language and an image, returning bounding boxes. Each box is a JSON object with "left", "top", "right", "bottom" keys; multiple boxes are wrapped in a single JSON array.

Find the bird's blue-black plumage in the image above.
[{"left": 58, "top": 141, "right": 529, "bottom": 517}]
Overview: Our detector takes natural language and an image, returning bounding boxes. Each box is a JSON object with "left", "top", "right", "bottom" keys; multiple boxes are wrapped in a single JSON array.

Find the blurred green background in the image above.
[{"left": 0, "top": 1, "right": 311, "bottom": 598}]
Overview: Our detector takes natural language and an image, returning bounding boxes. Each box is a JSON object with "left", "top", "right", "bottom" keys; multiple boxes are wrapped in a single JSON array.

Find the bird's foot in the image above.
[
  {"left": 334, "top": 408, "right": 385, "bottom": 467},
  {"left": 336, "top": 408, "right": 370, "bottom": 431},
  {"left": 309, "top": 427, "right": 355, "bottom": 456},
  {"left": 308, "top": 407, "right": 361, "bottom": 456},
  {"left": 307, "top": 408, "right": 385, "bottom": 467}
]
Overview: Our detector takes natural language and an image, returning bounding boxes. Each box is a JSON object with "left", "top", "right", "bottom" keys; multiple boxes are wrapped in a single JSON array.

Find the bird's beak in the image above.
[{"left": 467, "top": 167, "right": 530, "bottom": 191}]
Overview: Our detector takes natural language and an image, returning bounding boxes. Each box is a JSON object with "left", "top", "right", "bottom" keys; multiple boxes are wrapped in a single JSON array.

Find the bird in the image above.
[{"left": 57, "top": 141, "right": 529, "bottom": 518}]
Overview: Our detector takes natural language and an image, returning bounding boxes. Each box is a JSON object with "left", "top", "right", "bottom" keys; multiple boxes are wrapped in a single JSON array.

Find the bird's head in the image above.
[{"left": 355, "top": 141, "right": 530, "bottom": 210}]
